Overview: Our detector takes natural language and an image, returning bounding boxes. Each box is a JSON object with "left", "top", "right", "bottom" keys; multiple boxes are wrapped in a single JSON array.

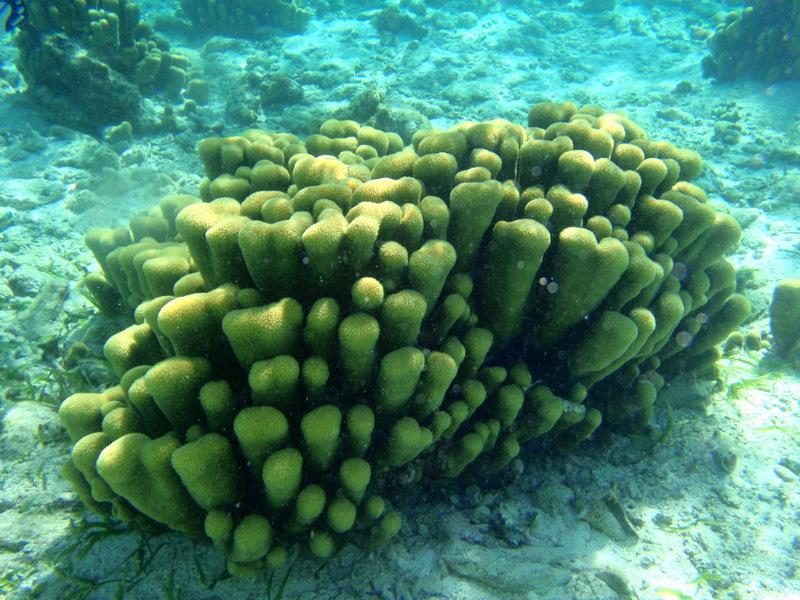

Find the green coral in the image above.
[{"left": 62, "top": 104, "right": 746, "bottom": 574}]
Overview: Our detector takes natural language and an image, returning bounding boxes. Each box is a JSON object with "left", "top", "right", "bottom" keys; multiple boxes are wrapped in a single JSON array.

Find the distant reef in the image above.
[
  {"left": 177, "top": 0, "right": 310, "bottom": 38},
  {"left": 770, "top": 280, "right": 800, "bottom": 369},
  {"left": 15, "top": 0, "right": 194, "bottom": 132},
  {"left": 703, "top": 0, "right": 800, "bottom": 82}
]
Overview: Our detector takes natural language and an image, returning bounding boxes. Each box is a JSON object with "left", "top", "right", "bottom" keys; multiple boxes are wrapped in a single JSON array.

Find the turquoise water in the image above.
[{"left": 0, "top": 1, "right": 799, "bottom": 599}]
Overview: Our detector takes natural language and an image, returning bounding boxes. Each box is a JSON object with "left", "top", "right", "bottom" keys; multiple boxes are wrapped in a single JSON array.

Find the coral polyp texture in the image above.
[
  {"left": 178, "top": 0, "right": 310, "bottom": 37},
  {"left": 61, "top": 101, "right": 748, "bottom": 574},
  {"left": 702, "top": 0, "right": 800, "bottom": 82},
  {"left": 16, "top": 0, "right": 192, "bottom": 130}
]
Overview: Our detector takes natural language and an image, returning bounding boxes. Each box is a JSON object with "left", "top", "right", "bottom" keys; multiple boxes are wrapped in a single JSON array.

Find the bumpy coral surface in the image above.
[
  {"left": 16, "top": 0, "right": 191, "bottom": 130},
  {"left": 61, "top": 102, "right": 748, "bottom": 574},
  {"left": 178, "top": 0, "right": 310, "bottom": 37},
  {"left": 702, "top": 0, "right": 800, "bottom": 81}
]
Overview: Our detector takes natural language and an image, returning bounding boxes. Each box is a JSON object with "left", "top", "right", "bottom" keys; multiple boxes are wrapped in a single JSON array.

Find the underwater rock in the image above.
[
  {"left": 710, "top": 431, "right": 738, "bottom": 474},
  {"left": 597, "top": 569, "right": 639, "bottom": 600},
  {"left": 103, "top": 121, "right": 134, "bottom": 153},
  {"left": 0, "top": 207, "right": 15, "bottom": 232},
  {"left": 259, "top": 75, "right": 304, "bottom": 107},
  {"left": 774, "top": 464, "right": 796, "bottom": 483},
  {"left": 0, "top": 178, "right": 65, "bottom": 211},
  {"left": 579, "top": 491, "right": 639, "bottom": 543},
  {"left": 443, "top": 545, "right": 571, "bottom": 596},
  {"left": 533, "top": 481, "right": 576, "bottom": 518},
  {"left": 486, "top": 500, "right": 533, "bottom": 548},
  {"left": 372, "top": 5, "right": 428, "bottom": 38}
]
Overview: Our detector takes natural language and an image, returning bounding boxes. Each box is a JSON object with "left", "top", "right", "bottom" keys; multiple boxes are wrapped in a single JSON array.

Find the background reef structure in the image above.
[
  {"left": 15, "top": 0, "right": 192, "bottom": 131},
  {"left": 61, "top": 101, "right": 749, "bottom": 574},
  {"left": 702, "top": 0, "right": 800, "bottom": 82},
  {"left": 177, "top": 0, "right": 311, "bottom": 37},
  {"left": 770, "top": 279, "right": 800, "bottom": 369}
]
